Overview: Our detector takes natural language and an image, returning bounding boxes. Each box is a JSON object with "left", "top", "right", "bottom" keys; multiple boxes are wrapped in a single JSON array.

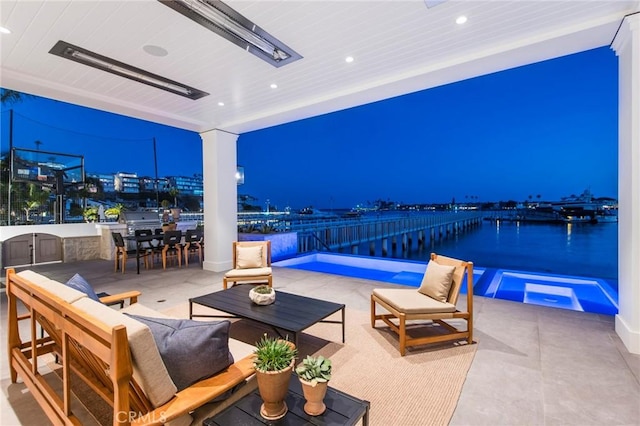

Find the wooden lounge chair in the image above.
[
  {"left": 223, "top": 241, "right": 272, "bottom": 289},
  {"left": 370, "top": 252, "right": 474, "bottom": 356}
]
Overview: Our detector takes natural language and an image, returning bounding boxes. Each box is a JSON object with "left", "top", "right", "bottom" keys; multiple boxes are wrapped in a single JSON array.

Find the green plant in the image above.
[
  {"left": 105, "top": 203, "right": 124, "bottom": 219},
  {"left": 253, "top": 335, "right": 297, "bottom": 372},
  {"left": 253, "top": 285, "right": 273, "bottom": 294},
  {"left": 83, "top": 206, "right": 98, "bottom": 222},
  {"left": 239, "top": 224, "right": 256, "bottom": 233},
  {"left": 259, "top": 223, "right": 277, "bottom": 234},
  {"left": 295, "top": 355, "right": 332, "bottom": 385}
]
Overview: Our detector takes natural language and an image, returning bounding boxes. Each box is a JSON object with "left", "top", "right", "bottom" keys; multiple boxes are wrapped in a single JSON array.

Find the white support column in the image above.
[
  {"left": 612, "top": 13, "right": 640, "bottom": 354},
  {"left": 200, "top": 129, "right": 239, "bottom": 272}
]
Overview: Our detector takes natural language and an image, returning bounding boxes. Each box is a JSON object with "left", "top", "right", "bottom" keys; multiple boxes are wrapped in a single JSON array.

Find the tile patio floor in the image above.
[{"left": 1, "top": 259, "right": 638, "bottom": 425}]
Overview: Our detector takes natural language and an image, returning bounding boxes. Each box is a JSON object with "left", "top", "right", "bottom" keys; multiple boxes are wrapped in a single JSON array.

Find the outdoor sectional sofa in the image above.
[{"left": 5, "top": 268, "right": 256, "bottom": 425}]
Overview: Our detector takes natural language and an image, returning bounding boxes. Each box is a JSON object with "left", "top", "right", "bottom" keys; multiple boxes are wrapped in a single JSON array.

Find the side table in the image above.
[{"left": 203, "top": 375, "right": 370, "bottom": 425}]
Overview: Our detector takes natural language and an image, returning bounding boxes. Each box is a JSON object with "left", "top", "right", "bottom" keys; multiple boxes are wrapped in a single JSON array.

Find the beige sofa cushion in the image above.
[
  {"left": 373, "top": 288, "right": 457, "bottom": 314},
  {"left": 71, "top": 298, "right": 178, "bottom": 407},
  {"left": 122, "top": 302, "right": 172, "bottom": 318},
  {"left": 418, "top": 261, "right": 456, "bottom": 302},
  {"left": 228, "top": 338, "right": 255, "bottom": 361},
  {"left": 17, "top": 270, "right": 87, "bottom": 304}
]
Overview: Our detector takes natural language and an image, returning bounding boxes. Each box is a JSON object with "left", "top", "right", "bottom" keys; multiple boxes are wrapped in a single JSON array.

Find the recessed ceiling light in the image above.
[
  {"left": 0, "top": 26, "right": 11, "bottom": 34},
  {"left": 345, "top": 56, "right": 354, "bottom": 63},
  {"left": 270, "top": 83, "right": 278, "bottom": 89},
  {"left": 456, "top": 16, "right": 468, "bottom": 25},
  {"left": 143, "top": 45, "right": 169, "bottom": 57},
  {"left": 218, "top": 101, "right": 225, "bottom": 106}
]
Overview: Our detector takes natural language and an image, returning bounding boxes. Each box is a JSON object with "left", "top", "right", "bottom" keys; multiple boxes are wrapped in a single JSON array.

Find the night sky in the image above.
[
  {"left": 1, "top": 46, "right": 618, "bottom": 210},
  {"left": 238, "top": 46, "right": 618, "bottom": 210}
]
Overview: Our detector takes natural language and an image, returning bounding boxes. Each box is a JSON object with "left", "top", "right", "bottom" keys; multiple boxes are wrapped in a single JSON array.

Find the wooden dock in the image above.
[{"left": 287, "top": 212, "right": 484, "bottom": 255}]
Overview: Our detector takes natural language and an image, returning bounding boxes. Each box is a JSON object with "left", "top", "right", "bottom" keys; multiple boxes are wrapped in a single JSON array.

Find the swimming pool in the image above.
[{"left": 274, "top": 253, "right": 619, "bottom": 316}]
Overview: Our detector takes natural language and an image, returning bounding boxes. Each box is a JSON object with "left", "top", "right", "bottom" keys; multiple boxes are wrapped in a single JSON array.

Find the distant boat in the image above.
[
  {"left": 595, "top": 208, "right": 618, "bottom": 223},
  {"left": 341, "top": 209, "right": 363, "bottom": 218},
  {"left": 517, "top": 189, "right": 616, "bottom": 224},
  {"left": 516, "top": 206, "right": 566, "bottom": 224},
  {"left": 296, "top": 206, "right": 338, "bottom": 219}
]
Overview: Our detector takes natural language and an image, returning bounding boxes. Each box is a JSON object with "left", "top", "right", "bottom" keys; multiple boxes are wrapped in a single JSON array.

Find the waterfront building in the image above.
[
  {"left": 139, "top": 176, "right": 170, "bottom": 193},
  {"left": 113, "top": 171, "right": 139, "bottom": 194},
  {"left": 167, "top": 174, "right": 204, "bottom": 196},
  {"left": 87, "top": 172, "right": 115, "bottom": 193}
]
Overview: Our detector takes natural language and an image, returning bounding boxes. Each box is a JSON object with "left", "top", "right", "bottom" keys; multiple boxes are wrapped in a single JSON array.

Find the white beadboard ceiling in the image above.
[{"left": 1, "top": 0, "right": 638, "bottom": 134}]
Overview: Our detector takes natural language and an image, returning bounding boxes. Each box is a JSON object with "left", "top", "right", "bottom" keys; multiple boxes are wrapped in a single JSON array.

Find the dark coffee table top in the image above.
[
  {"left": 203, "top": 374, "right": 370, "bottom": 426},
  {"left": 190, "top": 285, "right": 345, "bottom": 336}
]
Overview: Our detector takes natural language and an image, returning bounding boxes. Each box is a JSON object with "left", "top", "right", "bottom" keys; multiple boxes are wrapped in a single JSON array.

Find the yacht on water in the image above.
[{"left": 517, "top": 189, "right": 617, "bottom": 224}]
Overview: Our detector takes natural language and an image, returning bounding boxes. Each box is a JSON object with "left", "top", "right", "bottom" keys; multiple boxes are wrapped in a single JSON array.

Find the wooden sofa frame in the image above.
[{"left": 6, "top": 268, "right": 255, "bottom": 425}]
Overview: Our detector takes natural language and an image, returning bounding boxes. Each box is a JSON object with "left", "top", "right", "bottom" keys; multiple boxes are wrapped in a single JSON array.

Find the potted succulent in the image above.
[
  {"left": 249, "top": 285, "right": 276, "bottom": 305},
  {"left": 295, "top": 355, "right": 332, "bottom": 416},
  {"left": 253, "top": 335, "right": 298, "bottom": 420}
]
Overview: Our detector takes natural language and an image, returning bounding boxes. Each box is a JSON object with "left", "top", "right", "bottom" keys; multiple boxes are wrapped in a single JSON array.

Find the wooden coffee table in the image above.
[
  {"left": 189, "top": 285, "right": 345, "bottom": 346},
  {"left": 203, "top": 374, "right": 370, "bottom": 426}
]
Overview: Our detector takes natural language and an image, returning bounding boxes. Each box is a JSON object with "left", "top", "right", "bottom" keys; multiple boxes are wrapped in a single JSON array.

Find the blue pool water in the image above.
[{"left": 275, "top": 253, "right": 618, "bottom": 316}]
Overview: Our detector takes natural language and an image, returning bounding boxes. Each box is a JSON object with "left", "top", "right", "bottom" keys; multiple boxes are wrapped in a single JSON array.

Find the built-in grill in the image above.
[{"left": 118, "top": 211, "right": 162, "bottom": 236}]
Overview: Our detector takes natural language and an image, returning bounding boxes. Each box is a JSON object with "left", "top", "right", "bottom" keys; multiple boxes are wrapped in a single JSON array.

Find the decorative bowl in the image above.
[{"left": 249, "top": 286, "right": 276, "bottom": 305}]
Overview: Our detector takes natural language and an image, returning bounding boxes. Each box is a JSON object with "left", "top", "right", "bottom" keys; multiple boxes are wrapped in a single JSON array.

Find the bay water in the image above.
[{"left": 354, "top": 220, "right": 618, "bottom": 284}]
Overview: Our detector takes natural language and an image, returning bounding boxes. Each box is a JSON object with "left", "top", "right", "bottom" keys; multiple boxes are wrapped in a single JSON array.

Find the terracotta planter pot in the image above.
[
  {"left": 162, "top": 223, "right": 177, "bottom": 232},
  {"left": 256, "top": 359, "right": 295, "bottom": 420},
  {"left": 170, "top": 208, "right": 181, "bottom": 221},
  {"left": 299, "top": 379, "right": 329, "bottom": 416}
]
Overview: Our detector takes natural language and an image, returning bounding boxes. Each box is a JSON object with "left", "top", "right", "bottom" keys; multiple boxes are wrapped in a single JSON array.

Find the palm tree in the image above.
[
  {"left": 169, "top": 187, "right": 179, "bottom": 207},
  {"left": 23, "top": 183, "right": 50, "bottom": 222},
  {"left": 0, "top": 89, "right": 30, "bottom": 106},
  {"left": 23, "top": 200, "right": 40, "bottom": 222}
]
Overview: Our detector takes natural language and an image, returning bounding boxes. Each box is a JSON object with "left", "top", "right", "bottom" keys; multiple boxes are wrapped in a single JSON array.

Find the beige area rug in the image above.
[
  {"left": 169, "top": 303, "right": 478, "bottom": 426},
  {"left": 4, "top": 367, "right": 103, "bottom": 426}
]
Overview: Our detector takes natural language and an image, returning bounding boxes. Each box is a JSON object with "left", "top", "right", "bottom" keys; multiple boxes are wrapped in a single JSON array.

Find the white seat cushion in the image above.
[
  {"left": 373, "top": 288, "right": 457, "bottom": 314},
  {"left": 224, "top": 267, "right": 272, "bottom": 278}
]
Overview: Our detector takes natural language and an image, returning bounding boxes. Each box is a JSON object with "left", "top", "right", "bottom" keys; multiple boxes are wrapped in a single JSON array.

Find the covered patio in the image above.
[
  {"left": 1, "top": 0, "right": 638, "bottom": 354},
  {"left": 1, "top": 3, "right": 639, "bottom": 423},
  {"left": 1, "top": 260, "right": 638, "bottom": 424}
]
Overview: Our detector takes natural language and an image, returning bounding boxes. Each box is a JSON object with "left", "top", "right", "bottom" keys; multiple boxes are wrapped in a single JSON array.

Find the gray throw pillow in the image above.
[
  {"left": 125, "top": 315, "right": 234, "bottom": 391},
  {"left": 65, "top": 273, "right": 101, "bottom": 302}
]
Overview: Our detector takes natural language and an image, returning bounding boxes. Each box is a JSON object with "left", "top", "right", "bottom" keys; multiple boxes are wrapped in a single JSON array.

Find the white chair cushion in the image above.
[
  {"left": 236, "top": 245, "right": 263, "bottom": 269},
  {"left": 225, "top": 267, "right": 272, "bottom": 278},
  {"left": 373, "top": 288, "right": 457, "bottom": 314},
  {"left": 418, "top": 261, "right": 456, "bottom": 302}
]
